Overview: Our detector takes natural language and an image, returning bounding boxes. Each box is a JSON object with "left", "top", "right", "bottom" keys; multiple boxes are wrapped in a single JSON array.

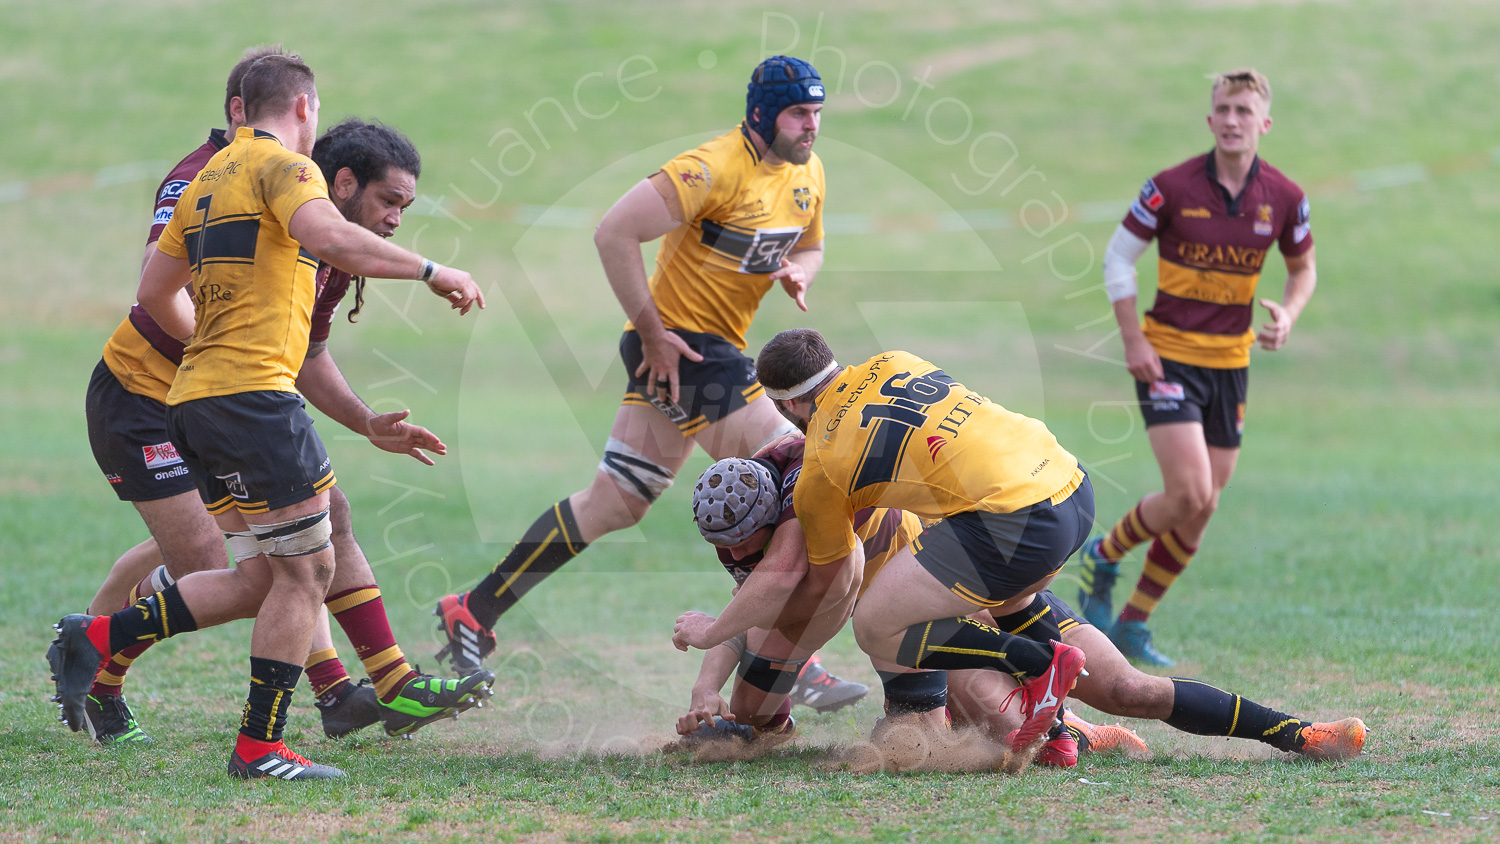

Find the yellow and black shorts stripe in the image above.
[
  {"left": 913, "top": 472, "right": 1096, "bottom": 606},
  {"left": 166, "top": 389, "right": 336, "bottom": 516}
]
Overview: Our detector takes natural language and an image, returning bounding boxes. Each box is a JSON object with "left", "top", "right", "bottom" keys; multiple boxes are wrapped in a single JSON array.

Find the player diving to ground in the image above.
[
  {"left": 433, "top": 56, "right": 864, "bottom": 712},
  {"left": 674, "top": 442, "right": 1367, "bottom": 765},
  {"left": 50, "top": 54, "right": 488, "bottom": 780},
  {"left": 751, "top": 328, "right": 1095, "bottom": 756},
  {"left": 671, "top": 441, "right": 923, "bottom": 741}
]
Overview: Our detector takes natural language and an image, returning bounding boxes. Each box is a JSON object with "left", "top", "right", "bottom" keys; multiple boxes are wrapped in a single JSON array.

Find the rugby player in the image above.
[
  {"left": 434, "top": 56, "right": 864, "bottom": 711},
  {"left": 752, "top": 328, "right": 1094, "bottom": 755},
  {"left": 1077, "top": 69, "right": 1317, "bottom": 666},
  {"left": 76, "top": 116, "right": 493, "bottom": 748},
  {"left": 672, "top": 444, "right": 924, "bottom": 740},
  {"left": 49, "top": 54, "right": 486, "bottom": 780},
  {"left": 675, "top": 444, "right": 1366, "bottom": 766},
  {"left": 72, "top": 47, "right": 482, "bottom": 748}
]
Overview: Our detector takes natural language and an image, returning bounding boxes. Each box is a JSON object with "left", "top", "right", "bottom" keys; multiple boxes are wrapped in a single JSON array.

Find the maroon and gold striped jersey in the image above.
[
  {"left": 1123, "top": 152, "right": 1313, "bottom": 369},
  {"left": 102, "top": 130, "right": 230, "bottom": 402}
]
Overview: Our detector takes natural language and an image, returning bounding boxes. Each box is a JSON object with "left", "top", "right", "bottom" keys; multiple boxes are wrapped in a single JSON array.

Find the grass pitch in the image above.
[{"left": 2, "top": 1, "right": 1498, "bottom": 841}]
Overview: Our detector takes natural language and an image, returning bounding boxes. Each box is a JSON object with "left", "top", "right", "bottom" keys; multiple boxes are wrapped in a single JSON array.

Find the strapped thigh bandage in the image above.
[
  {"left": 224, "top": 530, "right": 262, "bottom": 563},
  {"left": 599, "top": 437, "right": 676, "bottom": 503},
  {"left": 248, "top": 509, "right": 333, "bottom": 558}
]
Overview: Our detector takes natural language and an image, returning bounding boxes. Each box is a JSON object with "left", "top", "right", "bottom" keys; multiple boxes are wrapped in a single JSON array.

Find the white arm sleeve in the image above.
[{"left": 1103, "top": 224, "right": 1152, "bottom": 303}]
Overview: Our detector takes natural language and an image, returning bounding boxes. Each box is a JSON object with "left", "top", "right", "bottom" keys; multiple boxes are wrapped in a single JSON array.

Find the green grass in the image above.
[{"left": 3, "top": 0, "right": 1499, "bottom": 841}]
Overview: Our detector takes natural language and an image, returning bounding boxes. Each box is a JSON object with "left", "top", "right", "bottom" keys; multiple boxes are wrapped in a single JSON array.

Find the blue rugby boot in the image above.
[
  {"left": 1075, "top": 537, "right": 1119, "bottom": 632},
  {"left": 1110, "top": 620, "right": 1175, "bottom": 667}
]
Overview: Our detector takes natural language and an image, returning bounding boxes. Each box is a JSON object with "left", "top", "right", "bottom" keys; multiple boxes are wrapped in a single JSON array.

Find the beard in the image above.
[{"left": 770, "top": 131, "right": 815, "bottom": 165}]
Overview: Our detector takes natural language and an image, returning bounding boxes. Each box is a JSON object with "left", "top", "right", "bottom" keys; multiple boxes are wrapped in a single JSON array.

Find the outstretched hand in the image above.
[
  {"left": 366, "top": 409, "right": 445, "bottom": 465},
  {"left": 676, "top": 691, "right": 733, "bottom": 736},
  {"left": 427, "top": 265, "right": 486, "bottom": 315}
]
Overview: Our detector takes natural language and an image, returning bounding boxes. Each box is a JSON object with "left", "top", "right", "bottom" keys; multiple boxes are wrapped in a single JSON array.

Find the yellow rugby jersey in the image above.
[
  {"left": 101, "top": 312, "right": 180, "bottom": 404},
  {"left": 628, "top": 123, "right": 825, "bottom": 350},
  {"left": 156, "top": 127, "right": 328, "bottom": 404},
  {"left": 794, "top": 351, "right": 1080, "bottom": 567},
  {"left": 856, "top": 508, "right": 924, "bottom": 596}
]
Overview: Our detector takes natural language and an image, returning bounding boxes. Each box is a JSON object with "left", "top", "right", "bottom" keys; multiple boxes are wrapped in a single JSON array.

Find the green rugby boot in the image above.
[
  {"left": 84, "top": 693, "right": 152, "bottom": 745},
  {"left": 380, "top": 669, "right": 495, "bottom": 737}
]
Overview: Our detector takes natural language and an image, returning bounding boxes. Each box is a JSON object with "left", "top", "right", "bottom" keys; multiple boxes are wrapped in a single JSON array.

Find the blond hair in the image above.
[{"left": 1211, "top": 68, "right": 1272, "bottom": 107}]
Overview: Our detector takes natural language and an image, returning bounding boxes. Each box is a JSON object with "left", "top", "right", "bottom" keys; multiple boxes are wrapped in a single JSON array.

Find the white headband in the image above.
[{"left": 763, "top": 361, "right": 840, "bottom": 401}]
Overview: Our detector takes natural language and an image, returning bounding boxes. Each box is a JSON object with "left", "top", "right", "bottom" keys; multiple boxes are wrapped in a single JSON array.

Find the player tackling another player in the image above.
[
  {"left": 674, "top": 432, "right": 1365, "bottom": 766},
  {"left": 1078, "top": 68, "right": 1318, "bottom": 666},
  {"left": 434, "top": 55, "right": 866, "bottom": 713}
]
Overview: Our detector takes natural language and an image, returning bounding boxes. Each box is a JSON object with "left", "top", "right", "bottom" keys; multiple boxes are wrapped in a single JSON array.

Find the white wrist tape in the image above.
[{"left": 1103, "top": 224, "right": 1151, "bottom": 303}]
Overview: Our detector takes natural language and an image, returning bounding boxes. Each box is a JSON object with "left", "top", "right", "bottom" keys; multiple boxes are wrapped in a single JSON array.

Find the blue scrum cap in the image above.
[{"left": 745, "top": 56, "right": 824, "bottom": 142}]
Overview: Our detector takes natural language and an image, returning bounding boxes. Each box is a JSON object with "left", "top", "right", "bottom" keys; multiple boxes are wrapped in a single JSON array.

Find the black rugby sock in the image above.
[
  {"left": 989, "top": 599, "right": 1063, "bottom": 645},
  {"left": 895, "top": 616, "right": 1056, "bottom": 677},
  {"left": 107, "top": 584, "right": 199, "bottom": 654},
  {"left": 239, "top": 657, "right": 302, "bottom": 743},
  {"left": 1165, "top": 678, "right": 1311, "bottom": 751},
  {"left": 468, "top": 499, "right": 587, "bottom": 628}
]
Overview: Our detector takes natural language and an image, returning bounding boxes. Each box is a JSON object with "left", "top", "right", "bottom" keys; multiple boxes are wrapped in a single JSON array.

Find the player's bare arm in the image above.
[
  {"left": 287, "top": 198, "right": 484, "bottom": 314},
  {"left": 594, "top": 173, "right": 703, "bottom": 404},
  {"left": 296, "top": 341, "right": 446, "bottom": 465},
  {"left": 672, "top": 520, "right": 812, "bottom": 651},
  {"left": 1258, "top": 246, "right": 1317, "bottom": 351},
  {"left": 1101, "top": 223, "right": 1162, "bottom": 382},
  {"left": 1112, "top": 295, "right": 1163, "bottom": 383},
  {"left": 770, "top": 242, "right": 823, "bottom": 312},
  {"left": 136, "top": 250, "right": 196, "bottom": 342},
  {"left": 676, "top": 643, "right": 738, "bottom": 735}
]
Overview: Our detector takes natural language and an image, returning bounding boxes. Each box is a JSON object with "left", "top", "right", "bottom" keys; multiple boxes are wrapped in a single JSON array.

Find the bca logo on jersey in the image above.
[
  {"left": 1139, "top": 179, "right": 1164, "bottom": 210},
  {"left": 142, "top": 442, "right": 183, "bottom": 469},
  {"left": 158, "top": 180, "right": 190, "bottom": 202},
  {"left": 1293, "top": 197, "right": 1312, "bottom": 243},
  {"left": 1130, "top": 178, "right": 1164, "bottom": 229}
]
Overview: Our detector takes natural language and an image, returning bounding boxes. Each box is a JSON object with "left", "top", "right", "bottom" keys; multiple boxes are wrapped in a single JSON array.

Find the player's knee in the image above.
[
  {"left": 598, "top": 438, "right": 676, "bottom": 503},
  {"left": 878, "top": 670, "right": 949, "bottom": 716},
  {"left": 592, "top": 438, "right": 677, "bottom": 529},
  {"left": 737, "top": 651, "right": 805, "bottom": 698},
  {"left": 1095, "top": 670, "right": 1162, "bottom": 718},
  {"left": 1198, "top": 490, "right": 1222, "bottom": 519},
  {"left": 1165, "top": 482, "right": 1212, "bottom": 521}
]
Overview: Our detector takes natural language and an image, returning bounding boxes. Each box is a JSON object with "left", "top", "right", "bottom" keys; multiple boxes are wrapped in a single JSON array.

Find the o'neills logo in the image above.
[{"left": 1176, "top": 241, "right": 1266, "bottom": 271}]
